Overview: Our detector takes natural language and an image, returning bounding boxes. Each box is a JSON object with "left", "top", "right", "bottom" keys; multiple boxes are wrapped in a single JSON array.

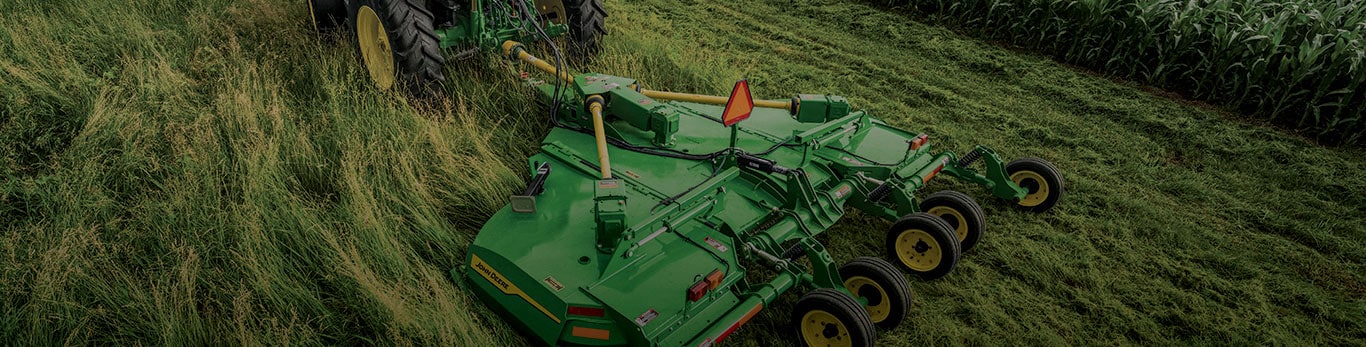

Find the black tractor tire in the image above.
[
  {"left": 792, "top": 288, "right": 876, "bottom": 347},
  {"left": 348, "top": 0, "right": 447, "bottom": 96},
  {"left": 839, "top": 257, "right": 913, "bottom": 330},
  {"left": 885, "top": 212, "right": 962, "bottom": 281},
  {"left": 1005, "top": 158, "right": 1065, "bottom": 213},
  {"left": 562, "top": 0, "right": 607, "bottom": 61},
  {"left": 920, "top": 190, "right": 986, "bottom": 252},
  {"left": 309, "top": 0, "right": 347, "bottom": 33}
]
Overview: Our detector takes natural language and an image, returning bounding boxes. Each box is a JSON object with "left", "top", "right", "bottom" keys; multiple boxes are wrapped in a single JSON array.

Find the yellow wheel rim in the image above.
[
  {"left": 927, "top": 206, "right": 969, "bottom": 242},
  {"left": 800, "top": 310, "right": 853, "bottom": 347},
  {"left": 843, "top": 276, "right": 891, "bottom": 323},
  {"left": 356, "top": 6, "right": 396, "bottom": 90},
  {"left": 1010, "top": 171, "right": 1050, "bottom": 207},
  {"left": 894, "top": 229, "right": 942, "bottom": 272}
]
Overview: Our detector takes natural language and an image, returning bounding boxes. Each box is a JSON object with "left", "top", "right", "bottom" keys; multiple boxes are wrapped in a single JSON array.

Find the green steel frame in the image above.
[
  {"left": 432, "top": 0, "right": 569, "bottom": 50},
  {"left": 456, "top": 42, "right": 1056, "bottom": 346}
]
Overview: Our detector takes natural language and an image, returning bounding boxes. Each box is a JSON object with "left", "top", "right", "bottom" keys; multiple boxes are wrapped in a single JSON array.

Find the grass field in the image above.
[{"left": 2, "top": 0, "right": 1364, "bottom": 345}]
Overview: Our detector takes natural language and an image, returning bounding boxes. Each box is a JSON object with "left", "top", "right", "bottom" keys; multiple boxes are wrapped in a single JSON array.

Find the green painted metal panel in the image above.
[{"left": 461, "top": 69, "right": 1042, "bottom": 345}]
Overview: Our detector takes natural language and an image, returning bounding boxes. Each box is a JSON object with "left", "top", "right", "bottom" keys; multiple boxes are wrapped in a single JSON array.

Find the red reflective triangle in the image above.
[{"left": 721, "top": 80, "right": 754, "bottom": 127}]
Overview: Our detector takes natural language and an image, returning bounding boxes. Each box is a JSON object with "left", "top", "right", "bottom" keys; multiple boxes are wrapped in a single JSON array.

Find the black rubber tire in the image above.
[
  {"left": 920, "top": 190, "right": 986, "bottom": 252},
  {"left": 1004, "top": 158, "right": 1065, "bottom": 213},
  {"left": 792, "top": 288, "right": 876, "bottom": 347},
  {"left": 839, "top": 257, "right": 913, "bottom": 330},
  {"left": 348, "top": 0, "right": 447, "bottom": 96},
  {"left": 562, "top": 0, "right": 607, "bottom": 60},
  {"left": 309, "top": 0, "right": 347, "bottom": 33},
  {"left": 885, "top": 212, "right": 962, "bottom": 281}
]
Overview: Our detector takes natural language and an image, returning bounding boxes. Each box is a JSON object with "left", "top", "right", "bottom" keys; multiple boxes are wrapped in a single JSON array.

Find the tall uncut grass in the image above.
[
  {"left": 0, "top": 0, "right": 543, "bottom": 344},
  {"left": 894, "top": 0, "right": 1366, "bottom": 144}
]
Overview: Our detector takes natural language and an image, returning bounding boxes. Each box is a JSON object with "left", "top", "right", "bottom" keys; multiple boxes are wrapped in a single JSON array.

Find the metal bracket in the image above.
[
  {"left": 798, "top": 239, "right": 843, "bottom": 290},
  {"left": 941, "top": 146, "right": 1028, "bottom": 201},
  {"left": 511, "top": 162, "right": 552, "bottom": 213}
]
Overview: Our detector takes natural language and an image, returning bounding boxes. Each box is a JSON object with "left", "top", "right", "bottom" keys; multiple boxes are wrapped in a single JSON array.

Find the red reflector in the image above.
[
  {"left": 910, "top": 134, "right": 928, "bottom": 150},
  {"left": 705, "top": 270, "right": 724, "bottom": 290},
  {"left": 568, "top": 306, "right": 605, "bottom": 317},
  {"left": 924, "top": 164, "right": 944, "bottom": 184},
  {"left": 687, "top": 281, "right": 709, "bottom": 301},
  {"left": 716, "top": 303, "right": 764, "bottom": 343}
]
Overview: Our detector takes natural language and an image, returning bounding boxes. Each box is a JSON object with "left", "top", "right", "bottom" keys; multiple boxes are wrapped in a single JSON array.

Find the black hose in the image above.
[{"left": 513, "top": 0, "right": 567, "bottom": 124}]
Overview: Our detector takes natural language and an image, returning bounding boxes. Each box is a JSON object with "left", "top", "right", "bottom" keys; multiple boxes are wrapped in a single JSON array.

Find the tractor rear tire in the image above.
[
  {"left": 563, "top": 0, "right": 607, "bottom": 61},
  {"left": 792, "top": 288, "right": 876, "bottom": 347},
  {"left": 920, "top": 190, "right": 986, "bottom": 252},
  {"left": 309, "top": 0, "right": 347, "bottom": 33},
  {"left": 1005, "top": 158, "right": 1065, "bottom": 213},
  {"left": 839, "top": 257, "right": 913, "bottom": 330},
  {"left": 348, "top": 0, "right": 447, "bottom": 96},
  {"left": 885, "top": 212, "right": 961, "bottom": 280}
]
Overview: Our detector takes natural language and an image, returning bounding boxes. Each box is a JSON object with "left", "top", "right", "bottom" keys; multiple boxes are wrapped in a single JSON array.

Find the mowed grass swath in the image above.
[
  {"left": 893, "top": 0, "right": 1366, "bottom": 144},
  {"left": 2, "top": 0, "right": 1365, "bottom": 346}
]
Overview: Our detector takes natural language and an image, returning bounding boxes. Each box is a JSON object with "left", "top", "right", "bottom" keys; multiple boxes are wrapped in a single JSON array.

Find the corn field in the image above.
[{"left": 895, "top": 0, "right": 1366, "bottom": 144}]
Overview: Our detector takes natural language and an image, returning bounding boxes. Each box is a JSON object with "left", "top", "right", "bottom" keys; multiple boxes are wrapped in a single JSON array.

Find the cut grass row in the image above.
[
  {"left": 2, "top": 0, "right": 1364, "bottom": 345},
  {"left": 884, "top": 0, "right": 1366, "bottom": 145}
]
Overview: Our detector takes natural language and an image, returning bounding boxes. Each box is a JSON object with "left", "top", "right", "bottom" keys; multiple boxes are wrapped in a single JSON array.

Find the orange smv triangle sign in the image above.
[{"left": 721, "top": 80, "right": 754, "bottom": 127}]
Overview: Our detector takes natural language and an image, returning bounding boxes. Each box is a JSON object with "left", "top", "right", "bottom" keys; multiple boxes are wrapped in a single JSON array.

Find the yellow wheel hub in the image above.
[
  {"left": 927, "top": 206, "right": 968, "bottom": 242},
  {"left": 533, "top": 0, "right": 568, "bottom": 25},
  {"left": 894, "top": 228, "right": 942, "bottom": 271},
  {"left": 800, "top": 310, "right": 853, "bottom": 347},
  {"left": 843, "top": 276, "right": 891, "bottom": 323},
  {"left": 1010, "top": 170, "right": 1050, "bottom": 207},
  {"left": 356, "top": 6, "right": 396, "bottom": 90}
]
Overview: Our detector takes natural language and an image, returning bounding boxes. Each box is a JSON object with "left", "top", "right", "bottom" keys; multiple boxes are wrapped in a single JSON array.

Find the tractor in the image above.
[
  {"left": 307, "top": 1, "right": 1065, "bottom": 346},
  {"left": 308, "top": 0, "right": 605, "bottom": 94}
]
